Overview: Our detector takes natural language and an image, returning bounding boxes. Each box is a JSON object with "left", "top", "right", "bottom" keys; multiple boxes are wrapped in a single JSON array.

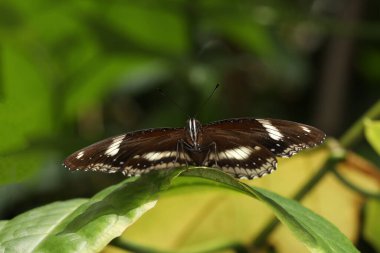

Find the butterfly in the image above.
[{"left": 63, "top": 117, "right": 326, "bottom": 179}]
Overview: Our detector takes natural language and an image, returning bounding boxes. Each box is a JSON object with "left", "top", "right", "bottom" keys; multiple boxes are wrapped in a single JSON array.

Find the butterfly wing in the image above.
[
  {"left": 201, "top": 129, "right": 277, "bottom": 179},
  {"left": 63, "top": 127, "right": 191, "bottom": 176},
  {"left": 204, "top": 118, "right": 326, "bottom": 158},
  {"left": 200, "top": 117, "right": 325, "bottom": 179},
  {"left": 64, "top": 117, "right": 326, "bottom": 180}
]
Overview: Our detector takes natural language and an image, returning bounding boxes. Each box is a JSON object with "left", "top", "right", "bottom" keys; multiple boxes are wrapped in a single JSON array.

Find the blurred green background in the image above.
[{"left": 0, "top": 0, "right": 380, "bottom": 252}]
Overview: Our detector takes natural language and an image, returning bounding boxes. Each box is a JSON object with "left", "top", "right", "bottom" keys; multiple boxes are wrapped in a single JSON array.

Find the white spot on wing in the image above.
[
  {"left": 105, "top": 134, "right": 126, "bottom": 156},
  {"left": 218, "top": 146, "right": 252, "bottom": 160},
  {"left": 141, "top": 151, "right": 180, "bottom": 161},
  {"left": 76, "top": 151, "right": 84, "bottom": 159},
  {"left": 301, "top": 126, "right": 311, "bottom": 133},
  {"left": 258, "top": 119, "right": 284, "bottom": 141}
]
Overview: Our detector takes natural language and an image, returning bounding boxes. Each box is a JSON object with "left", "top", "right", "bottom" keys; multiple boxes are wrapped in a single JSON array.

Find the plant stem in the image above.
[
  {"left": 331, "top": 167, "right": 380, "bottom": 200},
  {"left": 340, "top": 99, "right": 380, "bottom": 148}
]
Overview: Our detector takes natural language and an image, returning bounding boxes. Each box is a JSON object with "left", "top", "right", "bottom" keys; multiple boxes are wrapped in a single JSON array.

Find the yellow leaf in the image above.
[{"left": 122, "top": 150, "right": 332, "bottom": 252}]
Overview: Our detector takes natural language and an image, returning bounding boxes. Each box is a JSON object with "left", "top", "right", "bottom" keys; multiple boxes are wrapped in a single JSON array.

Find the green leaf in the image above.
[
  {"left": 0, "top": 43, "right": 53, "bottom": 184},
  {"left": 104, "top": 3, "right": 189, "bottom": 55},
  {"left": 64, "top": 55, "right": 170, "bottom": 119},
  {"left": 364, "top": 118, "right": 380, "bottom": 155},
  {"left": 29, "top": 5, "right": 100, "bottom": 76},
  {"left": 181, "top": 168, "right": 359, "bottom": 253},
  {"left": 0, "top": 44, "right": 53, "bottom": 153},
  {"left": 0, "top": 199, "right": 87, "bottom": 253},
  {"left": 0, "top": 168, "right": 184, "bottom": 253},
  {"left": 0, "top": 167, "right": 358, "bottom": 253},
  {"left": 210, "top": 16, "right": 275, "bottom": 57},
  {"left": 0, "top": 150, "right": 47, "bottom": 185},
  {"left": 363, "top": 199, "right": 380, "bottom": 252}
]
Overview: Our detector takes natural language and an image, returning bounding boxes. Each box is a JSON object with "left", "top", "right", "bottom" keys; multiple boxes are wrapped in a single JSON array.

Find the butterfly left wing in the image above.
[
  {"left": 63, "top": 127, "right": 191, "bottom": 176},
  {"left": 204, "top": 118, "right": 326, "bottom": 158}
]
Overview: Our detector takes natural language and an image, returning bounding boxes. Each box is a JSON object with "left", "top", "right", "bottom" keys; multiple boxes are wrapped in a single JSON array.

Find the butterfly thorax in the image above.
[{"left": 185, "top": 118, "right": 204, "bottom": 151}]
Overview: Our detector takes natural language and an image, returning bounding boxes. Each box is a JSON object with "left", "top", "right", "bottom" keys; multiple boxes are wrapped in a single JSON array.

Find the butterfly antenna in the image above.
[
  {"left": 194, "top": 83, "right": 220, "bottom": 118},
  {"left": 157, "top": 88, "right": 190, "bottom": 117}
]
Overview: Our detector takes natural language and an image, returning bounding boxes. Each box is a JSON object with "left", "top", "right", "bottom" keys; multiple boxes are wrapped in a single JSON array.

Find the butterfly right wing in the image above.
[
  {"left": 201, "top": 129, "right": 278, "bottom": 179},
  {"left": 63, "top": 127, "right": 191, "bottom": 176},
  {"left": 201, "top": 118, "right": 325, "bottom": 179},
  {"left": 205, "top": 118, "right": 326, "bottom": 158}
]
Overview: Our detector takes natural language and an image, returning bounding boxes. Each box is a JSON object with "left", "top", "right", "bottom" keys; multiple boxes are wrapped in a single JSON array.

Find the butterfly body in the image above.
[{"left": 64, "top": 117, "right": 326, "bottom": 179}]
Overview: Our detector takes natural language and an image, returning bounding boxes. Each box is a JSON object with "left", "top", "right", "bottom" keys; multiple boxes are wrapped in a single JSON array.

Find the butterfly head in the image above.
[{"left": 185, "top": 118, "right": 202, "bottom": 150}]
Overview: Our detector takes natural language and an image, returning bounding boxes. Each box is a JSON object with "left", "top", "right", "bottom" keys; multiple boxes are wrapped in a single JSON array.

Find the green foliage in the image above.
[
  {"left": 364, "top": 119, "right": 380, "bottom": 155},
  {"left": 182, "top": 168, "right": 359, "bottom": 253},
  {"left": 0, "top": 0, "right": 379, "bottom": 251},
  {"left": 104, "top": 3, "right": 189, "bottom": 55},
  {"left": 0, "top": 168, "right": 359, "bottom": 253},
  {"left": 364, "top": 200, "right": 380, "bottom": 252},
  {"left": 0, "top": 44, "right": 53, "bottom": 184},
  {"left": 0, "top": 44, "right": 52, "bottom": 153},
  {"left": 0, "top": 169, "right": 183, "bottom": 253},
  {"left": 0, "top": 199, "right": 87, "bottom": 253},
  {"left": 64, "top": 56, "right": 170, "bottom": 118},
  {"left": 0, "top": 151, "right": 47, "bottom": 185}
]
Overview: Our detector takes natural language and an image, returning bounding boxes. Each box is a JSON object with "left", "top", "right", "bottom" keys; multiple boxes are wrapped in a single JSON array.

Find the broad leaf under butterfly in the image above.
[{"left": 64, "top": 118, "right": 326, "bottom": 179}]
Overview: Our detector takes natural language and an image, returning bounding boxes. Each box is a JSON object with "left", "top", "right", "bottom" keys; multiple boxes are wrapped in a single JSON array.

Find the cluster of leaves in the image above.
[
  {"left": 0, "top": 167, "right": 360, "bottom": 253},
  {"left": 3, "top": 101, "right": 380, "bottom": 252},
  {"left": 1, "top": 0, "right": 380, "bottom": 252}
]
